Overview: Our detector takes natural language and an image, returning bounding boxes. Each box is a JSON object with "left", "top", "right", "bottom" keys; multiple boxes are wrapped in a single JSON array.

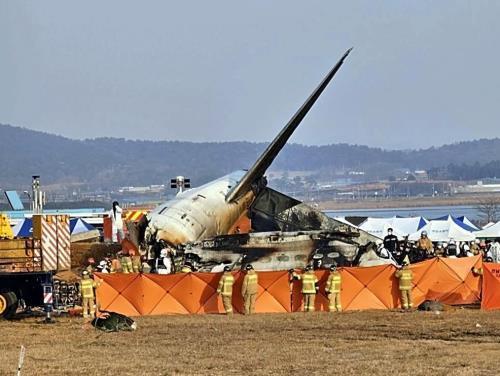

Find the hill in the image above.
[{"left": 1, "top": 123, "right": 500, "bottom": 190}]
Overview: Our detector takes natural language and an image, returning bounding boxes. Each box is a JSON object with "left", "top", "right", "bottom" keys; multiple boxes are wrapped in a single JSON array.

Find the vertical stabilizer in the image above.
[{"left": 226, "top": 48, "right": 352, "bottom": 202}]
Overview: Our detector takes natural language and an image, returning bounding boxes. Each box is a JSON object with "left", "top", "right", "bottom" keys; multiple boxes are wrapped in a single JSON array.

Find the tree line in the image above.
[{"left": 1, "top": 123, "right": 500, "bottom": 191}]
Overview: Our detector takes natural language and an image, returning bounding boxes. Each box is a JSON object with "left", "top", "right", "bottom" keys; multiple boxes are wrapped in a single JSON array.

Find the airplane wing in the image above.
[{"left": 225, "top": 48, "right": 353, "bottom": 202}]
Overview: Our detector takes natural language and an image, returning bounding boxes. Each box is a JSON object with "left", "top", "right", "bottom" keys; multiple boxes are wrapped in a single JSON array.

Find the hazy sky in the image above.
[{"left": 1, "top": 1, "right": 499, "bottom": 150}]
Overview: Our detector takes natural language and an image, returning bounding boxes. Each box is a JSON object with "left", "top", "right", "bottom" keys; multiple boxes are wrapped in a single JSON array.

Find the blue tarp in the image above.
[{"left": 13, "top": 217, "right": 96, "bottom": 237}]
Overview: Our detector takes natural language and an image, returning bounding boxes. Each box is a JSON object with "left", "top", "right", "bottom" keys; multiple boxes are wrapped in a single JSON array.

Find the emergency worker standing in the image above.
[
  {"left": 109, "top": 201, "right": 124, "bottom": 243},
  {"left": 241, "top": 264, "right": 258, "bottom": 315},
  {"left": 293, "top": 265, "right": 318, "bottom": 312},
  {"left": 395, "top": 261, "right": 413, "bottom": 310},
  {"left": 416, "top": 231, "right": 433, "bottom": 256},
  {"left": 383, "top": 228, "right": 399, "bottom": 257},
  {"left": 130, "top": 250, "right": 141, "bottom": 273},
  {"left": 86, "top": 257, "right": 96, "bottom": 275},
  {"left": 435, "top": 242, "right": 444, "bottom": 257},
  {"left": 446, "top": 239, "right": 458, "bottom": 258},
  {"left": 470, "top": 240, "right": 481, "bottom": 256},
  {"left": 141, "top": 256, "right": 151, "bottom": 274},
  {"left": 120, "top": 250, "right": 133, "bottom": 273},
  {"left": 217, "top": 266, "right": 234, "bottom": 315},
  {"left": 110, "top": 254, "right": 121, "bottom": 273},
  {"left": 81, "top": 271, "right": 98, "bottom": 319},
  {"left": 325, "top": 264, "right": 342, "bottom": 312},
  {"left": 488, "top": 238, "right": 500, "bottom": 263},
  {"left": 160, "top": 248, "right": 175, "bottom": 274}
]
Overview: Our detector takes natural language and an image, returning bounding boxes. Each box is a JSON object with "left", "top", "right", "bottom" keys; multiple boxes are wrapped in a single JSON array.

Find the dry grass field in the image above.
[{"left": 1, "top": 309, "right": 500, "bottom": 376}]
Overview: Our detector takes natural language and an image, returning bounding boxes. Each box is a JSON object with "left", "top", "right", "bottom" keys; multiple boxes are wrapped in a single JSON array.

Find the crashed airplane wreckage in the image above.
[{"left": 133, "top": 48, "right": 388, "bottom": 271}]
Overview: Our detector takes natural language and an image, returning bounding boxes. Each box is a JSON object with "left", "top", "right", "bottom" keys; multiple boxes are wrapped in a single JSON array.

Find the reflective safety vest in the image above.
[
  {"left": 81, "top": 278, "right": 96, "bottom": 298},
  {"left": 395, "top": 267, "right": 413, "bottom": 290},
  {"left": 241, "top": 271, "right": 258, "bottom": 295},
  {"left": 326, "top": 272, "right": 341, "bottom": 293},
  {"left": 217, "top": 272, "right": 234, "bottom": 296},
  {"left": 300, "top": 271, "right": 318, "bottom": 294},
  {"left": 131, "top": 256, "right": 141, "bottom": 270}
]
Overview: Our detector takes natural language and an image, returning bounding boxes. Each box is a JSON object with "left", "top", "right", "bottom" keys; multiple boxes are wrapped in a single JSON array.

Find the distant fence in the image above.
[{"left": 95, "top": 255, "right": 484, "bottom": 316}]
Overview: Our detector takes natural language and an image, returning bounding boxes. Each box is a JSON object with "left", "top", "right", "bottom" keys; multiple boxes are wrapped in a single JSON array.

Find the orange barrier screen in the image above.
[
  {"left": 95, "top": 256, "right": 483, "bottom": 316},
  {"left": 95, "top": 270, "right": 293, "bottom": 316},
  {"left": 481, "top": 263, "right": 500, "bottom": 310}
]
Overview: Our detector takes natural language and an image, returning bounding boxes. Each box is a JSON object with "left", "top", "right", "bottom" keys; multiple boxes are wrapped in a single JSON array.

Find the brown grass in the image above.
[{"left": 1, "top": 309, "right": 500, "bottom": 375}]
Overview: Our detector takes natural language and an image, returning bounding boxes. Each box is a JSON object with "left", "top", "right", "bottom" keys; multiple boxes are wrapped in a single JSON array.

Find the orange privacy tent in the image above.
[
  {"left": 480, "top": 263, "right": 500, "bottom": 310},
  {"left": 95, "top": 256, "right": 483, "bottom": 316}
]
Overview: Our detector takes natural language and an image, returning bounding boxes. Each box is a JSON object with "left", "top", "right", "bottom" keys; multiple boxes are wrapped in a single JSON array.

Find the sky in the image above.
[{"left": 1, "top": 1, "right": 499, "bottom": 150}]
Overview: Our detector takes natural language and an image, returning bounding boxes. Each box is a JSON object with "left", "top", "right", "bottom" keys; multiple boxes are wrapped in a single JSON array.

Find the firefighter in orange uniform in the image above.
[
  {"left": 325, "top": 264, "right": 342, "bottom": 312},
  {"left": 241, "top": 264, "right": 258, "bottom": 315},
  {"left": 217, "top": 266, "right": 235, "bottom": 315},
  {"left": 80, "top": 271, "right": 99, "bottom": 319},
  {"left": 416, "top": 231, "right": 433, "bottom": 256},
  {"left": 293, "top": 265, "right": 318, "bottom": 312},
  {"left": 395, "top": 261, "right": 413, "bottom": 310}
]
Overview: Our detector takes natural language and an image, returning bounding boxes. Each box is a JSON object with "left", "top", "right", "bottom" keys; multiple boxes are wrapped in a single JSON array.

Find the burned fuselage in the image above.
[
  {"left": 140, "top": 187, "right": 382, "bottom": 271},
  {"left": 182, "top": 230, "right": 363, "bottom": 272}
]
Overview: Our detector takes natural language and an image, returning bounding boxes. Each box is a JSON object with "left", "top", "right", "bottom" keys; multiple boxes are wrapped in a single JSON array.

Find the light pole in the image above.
[{"left": 170, "top": 176, "right": 191, "bottom": 194}]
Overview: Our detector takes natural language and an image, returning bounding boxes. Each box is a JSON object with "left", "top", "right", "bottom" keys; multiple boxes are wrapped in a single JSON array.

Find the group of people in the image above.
[
  {"left": 291, "top": 264, "right": 342, "bottom": 312},
  {"left": 217, "top": 264, "right": 259, "bottom": 315},
  {"left": 212, "top": 263, "right": 343, "bottom": 314},
  {"left": 382, "top": 228, "right": 500, "bottom": 264},
  {"left": 85, "top": 250, "right": 149, "bottom": 275},
  {"left": 291, "top": 262, "right": 414, "bottom": 311}
]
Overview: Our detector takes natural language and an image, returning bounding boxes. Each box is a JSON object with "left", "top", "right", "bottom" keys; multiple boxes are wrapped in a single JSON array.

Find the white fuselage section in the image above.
[{"left": 145, "top": 171, "right": 254, "bottom": 246}]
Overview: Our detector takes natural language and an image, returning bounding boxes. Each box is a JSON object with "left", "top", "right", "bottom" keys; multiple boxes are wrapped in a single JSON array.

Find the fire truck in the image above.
[
  {"left": 0, "top": 238, "right": 53, "bottom": 319},
  {"left": 0, "top": 177, "right": 64, "bottom": 320}
]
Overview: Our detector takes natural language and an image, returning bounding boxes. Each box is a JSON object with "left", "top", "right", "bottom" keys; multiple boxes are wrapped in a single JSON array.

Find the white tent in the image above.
[
  {"left": 409, "top": 217, "right": 475, "bottom": 242},
  {"left": 482, "top": 222, "right": 496, "bottom": 229},
  {"left": 359, "top": 217, "right": 407, "bottom": 239},
  {"left": 359, "top": 216, "right": 427, "bottom": 239},
  {"left": 474, "top": 221, "right": 500, "bottom": 238},
  {"left": 391, "top": 217, "right": 428, "bottom": 236},
  {"left": 456, "top": 216, "right": 480, "bottom": 231}
]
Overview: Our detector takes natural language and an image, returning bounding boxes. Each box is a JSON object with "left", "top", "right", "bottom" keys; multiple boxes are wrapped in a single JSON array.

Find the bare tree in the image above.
[{"left": 476, "top": 197, "right": 500, "bottom": 225}]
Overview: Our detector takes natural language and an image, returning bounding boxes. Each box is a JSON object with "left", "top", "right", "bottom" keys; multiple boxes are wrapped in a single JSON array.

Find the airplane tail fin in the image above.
[{"left": 226, "top": 48, "right": 353, "bottom": 202}]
